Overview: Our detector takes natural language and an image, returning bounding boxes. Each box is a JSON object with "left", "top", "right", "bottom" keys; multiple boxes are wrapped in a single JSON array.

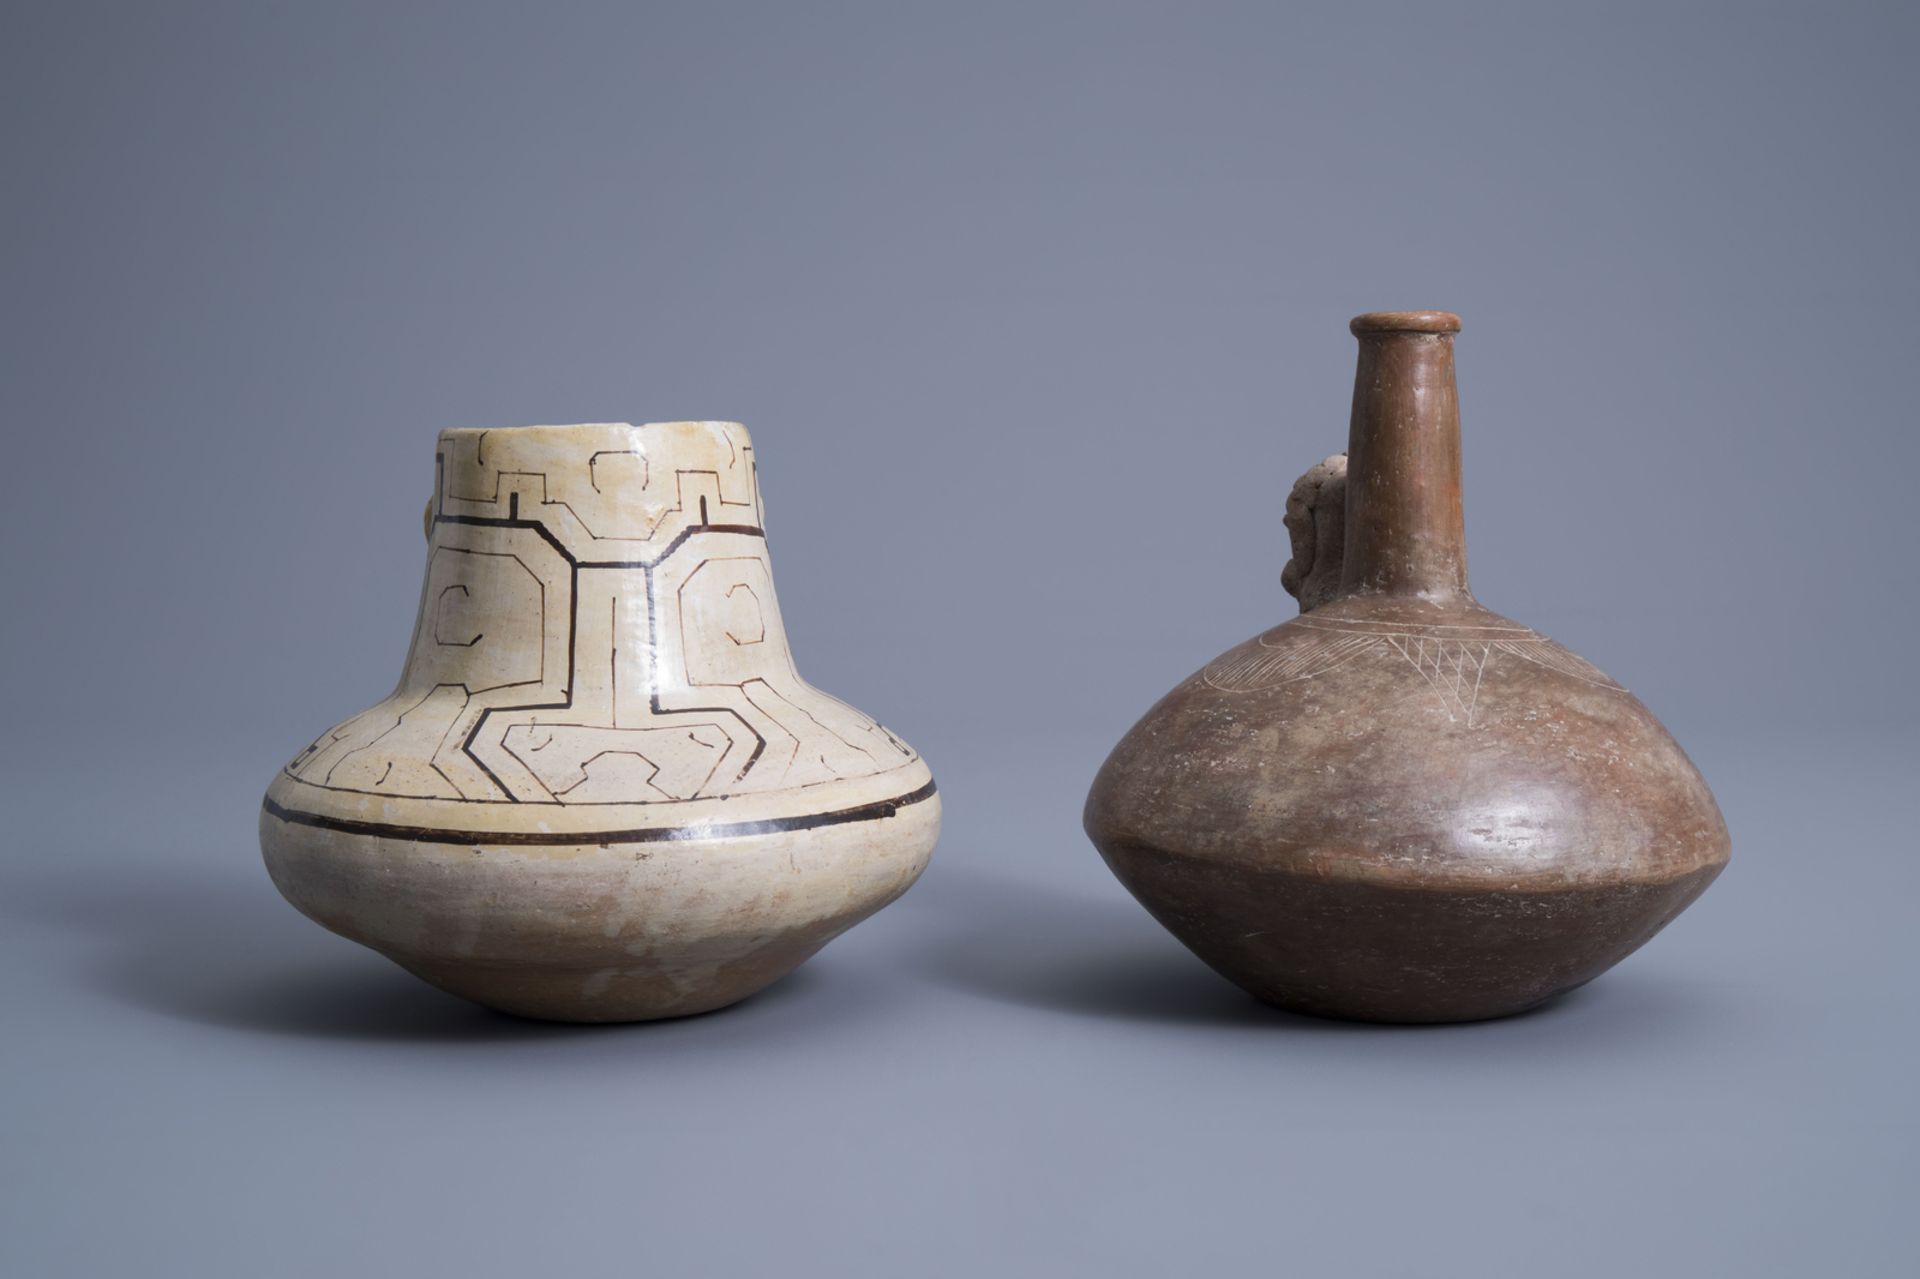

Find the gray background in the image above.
[{"left": 3, "top": 1, "right": 1914, "bottom": 1274}]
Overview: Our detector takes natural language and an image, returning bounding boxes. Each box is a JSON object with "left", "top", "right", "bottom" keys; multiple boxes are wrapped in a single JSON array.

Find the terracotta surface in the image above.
[
  {"left": 261, "top": 421, "right": 938, "bottom": 1022},
  {"left": 1085, "top": 312, "right": 1729, "bottom": 1023}
]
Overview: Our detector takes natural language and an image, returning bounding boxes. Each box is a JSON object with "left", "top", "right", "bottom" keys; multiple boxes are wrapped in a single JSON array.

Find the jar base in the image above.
[
  {"left": 393, "top": 939, "right": 836, "bottom": 1024},
  {"left": 260, "top": 793, "right": 939, "bottom": 1024},
  {"left": 1097, "top": 842, "right": 1726, "bottom": 1025}
]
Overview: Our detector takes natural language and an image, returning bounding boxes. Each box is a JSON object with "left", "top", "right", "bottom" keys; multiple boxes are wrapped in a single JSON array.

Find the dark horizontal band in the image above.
[{"left": 262, "top": 779, "right": 937, "bottom": 847}]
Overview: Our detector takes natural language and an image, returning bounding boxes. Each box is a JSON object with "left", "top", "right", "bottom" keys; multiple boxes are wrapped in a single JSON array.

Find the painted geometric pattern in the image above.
[{"left": 284, "top": 424, "right": 917, "bottom": 806}]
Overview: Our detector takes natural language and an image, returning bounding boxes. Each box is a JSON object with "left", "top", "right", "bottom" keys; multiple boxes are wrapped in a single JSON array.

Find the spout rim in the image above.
[{"left": 1351, "top": 311, "right": 1462, "bottom": 335}]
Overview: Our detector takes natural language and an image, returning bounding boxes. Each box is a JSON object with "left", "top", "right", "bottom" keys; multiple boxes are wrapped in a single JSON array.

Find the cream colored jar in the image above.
[{"left": 261, "top": 422, "right": 938, "bottom": 1021}]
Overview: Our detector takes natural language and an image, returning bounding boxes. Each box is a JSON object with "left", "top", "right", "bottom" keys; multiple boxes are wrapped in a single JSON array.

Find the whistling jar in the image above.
[{"left": 1085, "top": 314, "right": 1728, "bottom": 1022}]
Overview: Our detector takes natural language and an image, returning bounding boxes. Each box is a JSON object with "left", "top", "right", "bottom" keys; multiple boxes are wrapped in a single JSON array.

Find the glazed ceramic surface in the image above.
[
  {"left": 1085, "top": 313, "right": 1729, "bottom": 1023},
  {"left": 262, "top": 421, "right": 938, "bottom": 1021}
]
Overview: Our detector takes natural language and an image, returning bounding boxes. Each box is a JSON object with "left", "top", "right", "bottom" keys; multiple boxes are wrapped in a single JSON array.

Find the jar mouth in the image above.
[
  {"left": 1350, "top": 311, "right": 1461, "bottom": 335},
  {"left": 437, "top": 420, "right": 747, "bottom": 436}
]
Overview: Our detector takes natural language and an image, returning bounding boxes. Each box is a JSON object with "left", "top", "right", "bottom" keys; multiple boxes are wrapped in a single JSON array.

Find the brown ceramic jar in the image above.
[{"left": 1084, "top": 311, "right": 1729, "bottom": 1023}]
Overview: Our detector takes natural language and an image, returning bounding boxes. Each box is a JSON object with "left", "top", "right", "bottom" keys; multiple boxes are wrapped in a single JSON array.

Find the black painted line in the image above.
[
  {"left": 262, "top": 779, "right": 936, "bottom": 847},
  {"left": 352, "top": 454, "right": 772, "bottom": 806}
]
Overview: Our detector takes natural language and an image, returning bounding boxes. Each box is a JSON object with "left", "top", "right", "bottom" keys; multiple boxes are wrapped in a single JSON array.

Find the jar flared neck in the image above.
[{"left": 1338, "top": 314, "right": 1471, "bottom": 601}]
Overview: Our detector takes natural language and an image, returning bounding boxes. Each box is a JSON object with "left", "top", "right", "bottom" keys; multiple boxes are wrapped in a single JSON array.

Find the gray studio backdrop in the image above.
[{"left": 3, "top": 3, "right": 1914, "bottom": 1276}]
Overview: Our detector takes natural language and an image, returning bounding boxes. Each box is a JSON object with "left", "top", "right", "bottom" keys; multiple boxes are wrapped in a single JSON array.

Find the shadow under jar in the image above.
[{"left": 1084, "top": 312, "right": 1729, "bottom": 1023}]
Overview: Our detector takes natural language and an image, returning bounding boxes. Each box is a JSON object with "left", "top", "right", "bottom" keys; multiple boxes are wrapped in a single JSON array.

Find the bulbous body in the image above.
[
  {"left": 262, "top": 421, "right": 938, "bottom": 1022},
  {"left": 1085, "top": 313, "right": 1728, "bottom": 1023}
]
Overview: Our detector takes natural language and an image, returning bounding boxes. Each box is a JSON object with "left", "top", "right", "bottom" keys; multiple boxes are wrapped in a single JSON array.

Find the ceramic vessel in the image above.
[
  {"left": 1084, "top": 312, "right": 1729, "bottom": 1023},
  {"left": 261, "top": 421, "right": 939, "bottom": 1022}
]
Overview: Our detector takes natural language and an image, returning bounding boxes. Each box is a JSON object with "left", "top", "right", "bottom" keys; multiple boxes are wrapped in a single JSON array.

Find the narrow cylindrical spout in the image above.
[{"left": 1338, "top": 311, "right": 1470, "bottom": 600}]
